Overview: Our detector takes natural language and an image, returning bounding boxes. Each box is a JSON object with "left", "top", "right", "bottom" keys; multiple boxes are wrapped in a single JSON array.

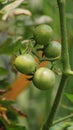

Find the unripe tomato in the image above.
[
  {"left": 33, "top": 24, "right": 53, "bottom": 45},
  {"left": 44, "top": 41, "right": 61, "bottom": 58},
  {"left": 33, "top": 67, "right": 56, "bottom": 90},
  {"left": 14, "top": 54, "right": 36, "bottom": 75}
]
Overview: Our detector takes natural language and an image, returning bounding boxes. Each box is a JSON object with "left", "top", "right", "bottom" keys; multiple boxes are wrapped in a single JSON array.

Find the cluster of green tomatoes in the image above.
[{"left": 14, "top": 24, "right": 61, "bottom": 90}]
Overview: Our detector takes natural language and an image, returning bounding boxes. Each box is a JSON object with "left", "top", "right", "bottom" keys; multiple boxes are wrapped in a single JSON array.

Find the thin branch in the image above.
[
  {"left": 39, "top": 56, "right": 60, "bottom": 62},
  {"left": 53, "top": 113, "right": 73, "bottom": 126}
]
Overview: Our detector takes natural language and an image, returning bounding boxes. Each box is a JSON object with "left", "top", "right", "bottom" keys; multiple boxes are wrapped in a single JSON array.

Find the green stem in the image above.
[
  {"left": 42, "top": 74, "right": 67, "bottom": 130},
  {"left": 57, "top": 0, "right": 71, "bottom": 74},
  {"left": 39, "top": 56, "right": 60, "bottom": 62}
]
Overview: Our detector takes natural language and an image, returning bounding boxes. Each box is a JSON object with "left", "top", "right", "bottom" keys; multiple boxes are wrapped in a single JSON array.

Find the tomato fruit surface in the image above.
[
  {"left": 33, "top": 67, "right": 56, "bottom": 90},
  {"left": 44, "top": 41, "right": 61, "bottom": 58},
  {"left": 14, "top": 54, "right": 36, "bottom": 75},
  {"left": 33, "top": 24, "right": 53, "bottom": 45}
]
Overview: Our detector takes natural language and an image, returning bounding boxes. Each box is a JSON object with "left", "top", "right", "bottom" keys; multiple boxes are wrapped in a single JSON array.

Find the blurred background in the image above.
[{"left": 0, "top": 0, "right": 73, "bottom": 130}]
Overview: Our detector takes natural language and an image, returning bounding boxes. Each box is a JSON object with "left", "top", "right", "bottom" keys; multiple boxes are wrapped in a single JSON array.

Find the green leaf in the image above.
[
  {"left": 64, "top": 93, "right": 73, "bottom": 103},
  {"left": 0, "top": 38, "right": 23, "bottom": 55},
  {"left": 0, "top": 67, "right": 8, "bottom": 76},
  {"left": 0, "top": 100, "right": 26, "bottom": 126},
  {"left": 0, "top": 117, "right": 26, "bottom": 130},
  {"left": 8, "top": 124, "right": 26, "bottom": 130},
  {"left": 7, "top": 110, "right": 18, "bottom": 123},
  {"left": 0, "top": 38, "right": 13, "bottom": 54},
  {"left": 0, "top": 100, "right": 14, "bottom": 107},
  {"left": 0, "top": 78, "right": 9, "bottom": 89}
]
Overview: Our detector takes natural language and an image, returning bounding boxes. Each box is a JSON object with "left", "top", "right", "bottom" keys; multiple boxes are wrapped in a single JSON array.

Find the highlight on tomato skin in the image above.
[
  {"left": 14, "top": 54, "right": 36, "bottom": 75},
  {"left": 33, "top": 24, "right": 53, "bottom": 45},
  {"left": 32, "top": 67, "right": 56, "bottom": 90}
]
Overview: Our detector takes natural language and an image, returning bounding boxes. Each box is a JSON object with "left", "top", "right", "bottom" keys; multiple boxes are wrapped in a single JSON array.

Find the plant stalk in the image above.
[
  {"left": 57, "top": 0, "right": 71, "bottom": 74},
  {"left": 41, "top": 0, "right": 71, "bottom": 130}
]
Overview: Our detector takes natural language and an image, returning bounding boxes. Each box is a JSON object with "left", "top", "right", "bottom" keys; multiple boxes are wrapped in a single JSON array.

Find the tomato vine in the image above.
[{"left": 41, "top": 0, "right": 73, "bottom": 130}]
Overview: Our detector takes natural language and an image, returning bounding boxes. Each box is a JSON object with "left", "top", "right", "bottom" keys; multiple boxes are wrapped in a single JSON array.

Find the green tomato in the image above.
[
  {"left": 33, "top": 24, "right": 53, "bottom": 45},
  {"left": 44, "top": 41, "right": 61, "bottom": 58},
  {"left": 33, "top": 67, "right": 56, "bottom": 90},
  {"left": 14, "top": 54, "right": 36, "bottom": 75}
]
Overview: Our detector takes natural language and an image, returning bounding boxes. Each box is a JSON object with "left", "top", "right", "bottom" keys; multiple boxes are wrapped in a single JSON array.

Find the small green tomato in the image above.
[
  {"left": 44, "top": 41, "right": 61, "bottom": 58},
  {"left": 14, "top": 54, "right": 36, "bottom": 75},
  {"left": 33, "top": 67, "right": 56, "bottom": 90},
  {"left": 33, "top": 24, "right": 53, "bottom": 45}
]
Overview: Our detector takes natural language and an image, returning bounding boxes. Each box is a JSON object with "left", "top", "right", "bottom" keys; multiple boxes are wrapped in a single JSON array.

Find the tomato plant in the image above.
[{"left": 0, "top": 0, "right": 73, "bottom": 130}]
